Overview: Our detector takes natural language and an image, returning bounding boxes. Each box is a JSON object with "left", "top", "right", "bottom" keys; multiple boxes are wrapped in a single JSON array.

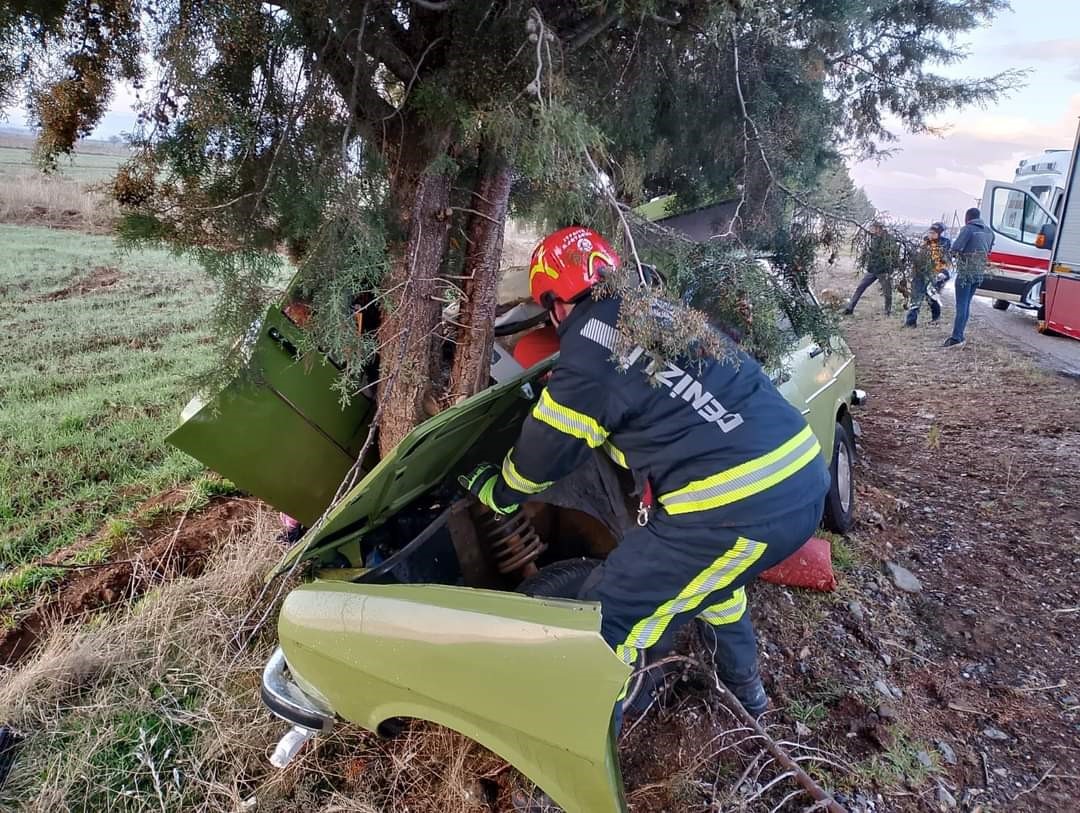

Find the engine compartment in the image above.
[{"left": 317, "top": 454, "right": 635, "bottom": 593}]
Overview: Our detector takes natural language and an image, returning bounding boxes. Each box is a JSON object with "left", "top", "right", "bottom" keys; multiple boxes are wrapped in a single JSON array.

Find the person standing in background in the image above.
[
  {"left": 844, "top": 222, "right": 900, "bottom": 317},
  {"left": 904, "top": 222, "right": 951, "bottom": 327},
  {"left": 945, "top": 208, "right": 995, "bottom": 347}
]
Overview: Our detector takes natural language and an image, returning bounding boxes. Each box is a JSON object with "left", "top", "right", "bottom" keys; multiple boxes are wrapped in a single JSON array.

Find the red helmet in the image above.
[{"left": 528, "top": 226, "right": 620, "bottom": 307}]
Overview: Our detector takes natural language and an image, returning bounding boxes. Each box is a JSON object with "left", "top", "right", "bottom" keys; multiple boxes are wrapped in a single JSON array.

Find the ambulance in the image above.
[{"left": 978, "top": 123, "right": 1080, "bottom": 340}]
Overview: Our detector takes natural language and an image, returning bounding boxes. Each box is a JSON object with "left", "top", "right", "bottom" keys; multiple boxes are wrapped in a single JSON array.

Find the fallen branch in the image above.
[
  {"left": 881, "top": 638, "right": 938, "bottom": 666},
  {"left": 709, "top": 675, "right": 847, "bottom": 813},
  {"left": 990, "top": 679, "right": 1067, "bottom": 694},
  {"left": 947, "top": 702, "right": 983, "bottom": 715},
  {"left": 1011, "top": 764, "right": 1057, "bottom": 801}
]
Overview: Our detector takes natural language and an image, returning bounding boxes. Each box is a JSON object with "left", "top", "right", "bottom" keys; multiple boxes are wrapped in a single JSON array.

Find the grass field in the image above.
[
  {"left": 0, "top": 145, "right": 126, "bottom": 183},
  {"left": 0, "top": 224, "right": 214, "bottom": 585}
]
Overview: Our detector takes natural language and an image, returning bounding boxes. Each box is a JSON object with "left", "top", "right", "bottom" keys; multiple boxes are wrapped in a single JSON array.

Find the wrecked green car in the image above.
[{"left": 168, "top": 276, "right": 863, "bottom": 813}]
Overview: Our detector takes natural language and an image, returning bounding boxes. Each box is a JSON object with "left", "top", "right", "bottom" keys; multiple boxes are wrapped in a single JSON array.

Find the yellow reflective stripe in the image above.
[
  {"left": 532, "top": 388, "right": 608, "bottom": 447},
  {"left": 615, "top": 538, "right": 766, "bottom": 667},
  {"left": 698, "top": 588, "right": 747, "bottom": 626},
  {"left": 659, "top": 426, "right": 820, "bottom": 515},
  {"left": 501, "top": 449, "right": 552, "bottom": 495},
  {"left": 603, "top": 441, "right": 628, "bottom": 468}
]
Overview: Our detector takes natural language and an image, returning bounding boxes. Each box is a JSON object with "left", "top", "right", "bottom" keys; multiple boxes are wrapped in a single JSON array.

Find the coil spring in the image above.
[{"left": 478, "top": 510, "right": 547, "bottom": 575}]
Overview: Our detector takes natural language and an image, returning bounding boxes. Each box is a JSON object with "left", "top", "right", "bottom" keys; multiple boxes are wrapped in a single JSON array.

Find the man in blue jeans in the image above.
[{"left": 946, "top": 207, "right": 995, "bottom": 347}]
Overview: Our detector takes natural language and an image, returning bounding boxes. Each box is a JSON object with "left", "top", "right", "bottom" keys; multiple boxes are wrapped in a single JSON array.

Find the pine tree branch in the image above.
[
  {"left": 282, "top": 1, "right": 395, "bottom": 130},
  {"left": 728, "top": 28, "right": 870, "bottom": 237},
  {"left": 566, "top": 11, "right": 621, "bottom": 52}
]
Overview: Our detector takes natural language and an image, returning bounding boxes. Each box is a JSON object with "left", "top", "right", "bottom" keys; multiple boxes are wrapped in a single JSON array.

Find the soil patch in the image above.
[
  {"left": 0, "top": 495, "right": 257, "bottom": 666},
  {"left": 37, "top": 265, "right": 122, "bottom": 302}
]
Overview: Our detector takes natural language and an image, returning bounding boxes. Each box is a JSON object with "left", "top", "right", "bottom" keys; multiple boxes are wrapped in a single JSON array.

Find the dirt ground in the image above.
[
  {"left": 609, "top": 260, "right": 1080, "bottom": 811},
  {"left": 0, "top": 490, "right": 258, "bottom": 665},
  {"left": 750, "top": 264, "right": 1080, "bottom": 810}
]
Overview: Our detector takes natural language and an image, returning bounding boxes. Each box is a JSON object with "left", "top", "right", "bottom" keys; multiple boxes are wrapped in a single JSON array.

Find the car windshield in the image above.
[{"left": 759, "top": 258, "right": 817, "bottom": 339}]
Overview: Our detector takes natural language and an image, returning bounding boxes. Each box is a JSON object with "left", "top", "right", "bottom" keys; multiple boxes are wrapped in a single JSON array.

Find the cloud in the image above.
[
  {"left": 1007, "top": 39, "right": 1080, "bottom": 62},
  {"left": 851, "top": 95, "right": 1080, "bottom": 222},
  {"left": 1003, "top": 38, "right": 1080, "bottom": 83}
]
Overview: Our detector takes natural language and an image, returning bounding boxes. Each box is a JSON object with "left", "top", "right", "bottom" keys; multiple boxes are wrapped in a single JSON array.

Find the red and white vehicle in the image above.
[{"left": 978, "top": 123, "right": 1080, "bottom": 340}]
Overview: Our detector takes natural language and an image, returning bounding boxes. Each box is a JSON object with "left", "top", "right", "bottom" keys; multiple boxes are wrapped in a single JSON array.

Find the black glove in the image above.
[{"left": 458, "top": 463, "right": 518, "bottom": 516}]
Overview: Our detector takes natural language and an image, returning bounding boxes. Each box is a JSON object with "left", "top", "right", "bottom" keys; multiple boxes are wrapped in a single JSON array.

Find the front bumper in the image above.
[
  {"left": 262, "top": 647, "right": 335, "bottom": 732},
  {"left": 262, "top": 646, "right": 335, "bottom": 767}
]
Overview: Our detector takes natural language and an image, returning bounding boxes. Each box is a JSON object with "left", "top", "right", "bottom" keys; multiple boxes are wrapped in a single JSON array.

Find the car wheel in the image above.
[
  {"left": 822, "top": 420, "right": 855, "bottom": 533},
  {"left": 517, "top": 558, "right": 601, "bottom": 598},
  {"left": 992, "top": 299, "right": 1010, "bottom": 311}
]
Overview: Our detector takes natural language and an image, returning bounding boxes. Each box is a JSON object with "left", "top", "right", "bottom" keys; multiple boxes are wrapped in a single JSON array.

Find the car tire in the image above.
[
  {"left": 517, "top": 558, "right": 602, "bottom": 598},
  {"left": 822, "top": 420, "right": 855, "bottom": 533},
  {"left": 992, "top": 299, "right": 1010, "bottom": 311}
]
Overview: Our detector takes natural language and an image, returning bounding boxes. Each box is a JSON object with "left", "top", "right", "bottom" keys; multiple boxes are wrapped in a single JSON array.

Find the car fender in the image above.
[{"left": 278, "top": 581, "right": 632, "bottom": 813}]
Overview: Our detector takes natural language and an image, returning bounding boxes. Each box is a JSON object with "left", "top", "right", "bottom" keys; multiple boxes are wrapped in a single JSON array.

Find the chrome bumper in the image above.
[{"left": 262, "top": 647, "right": 334, "bottom": 766}]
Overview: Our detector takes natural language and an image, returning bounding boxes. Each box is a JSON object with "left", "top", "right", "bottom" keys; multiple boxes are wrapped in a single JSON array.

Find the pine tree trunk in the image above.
[
  {"left": 447, "top": 149, "right": 512, "bottom": 402},
  {"left": 376, "top": 124, "right": 456, "bottom": 455}
]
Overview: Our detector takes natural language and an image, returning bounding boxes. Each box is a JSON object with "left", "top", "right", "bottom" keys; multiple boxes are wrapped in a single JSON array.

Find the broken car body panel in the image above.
[
  {"left": 278, "top": 581, "right": 631, "bottom": 813},
  {"left": 167, "top": 306, "right": 372, "bottom": 525},
  {"left": 268, "top": 357, "right": 557, "bottom": 579}
]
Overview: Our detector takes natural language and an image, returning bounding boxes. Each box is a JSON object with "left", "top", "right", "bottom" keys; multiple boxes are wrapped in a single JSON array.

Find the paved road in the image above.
[{"left": 961, "top": 289, "right": 1080, "bottom": 377}]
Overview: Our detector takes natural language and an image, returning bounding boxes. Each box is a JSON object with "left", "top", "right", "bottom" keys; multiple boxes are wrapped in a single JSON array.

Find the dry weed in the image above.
[
  {"left": 0, "top": 509, "right": 286, "bottom": 811},
  {"left": 0, "top": 507, "right": 522, "bottom": 812},
  {"left": 0, "top": 174, "right": 117, "bottom": 232}
]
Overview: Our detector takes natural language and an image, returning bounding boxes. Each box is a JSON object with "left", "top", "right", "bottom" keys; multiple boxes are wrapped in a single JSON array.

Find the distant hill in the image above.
[{"left": 862, "top": 184, "right": 977, "bottom": 229}]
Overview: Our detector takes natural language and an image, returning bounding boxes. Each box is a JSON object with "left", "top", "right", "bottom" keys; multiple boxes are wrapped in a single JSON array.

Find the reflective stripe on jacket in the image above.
[{"left": 493, "top": 295, "right": 830, "bottom": 525}]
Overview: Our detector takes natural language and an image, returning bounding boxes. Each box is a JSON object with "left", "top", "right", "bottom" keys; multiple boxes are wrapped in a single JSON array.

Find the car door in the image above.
[
  {"left": 981, "top": 180, "right": 1056, "bottom": 291},
  {"left": 167, "top": 303, "right": 373, "bottom": 525}
]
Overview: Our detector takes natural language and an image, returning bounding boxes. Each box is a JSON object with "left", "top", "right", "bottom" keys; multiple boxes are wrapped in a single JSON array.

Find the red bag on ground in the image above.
[{"left": 758, "top": 536, "right": 837, "bottom": 592}]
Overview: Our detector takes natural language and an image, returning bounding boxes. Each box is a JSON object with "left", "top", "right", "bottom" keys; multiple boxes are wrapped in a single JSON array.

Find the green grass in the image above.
[
  {"left": 0, "top": 145, "right": 126, "bottom": 183},
  {"left": 786, "top": 698, "right": 829, "bottom": 726},
  {"left": 0, "top": 224, "right": 214, "bottom": 572},
  {"left": 850, "top": 731, "right": 938, "bottom": 789},
  {"left": 0, "top": 565, "right": 62, "bottom": 620},
  {"left": 816, "top": 530, "right": 858, "bottom": 572}
]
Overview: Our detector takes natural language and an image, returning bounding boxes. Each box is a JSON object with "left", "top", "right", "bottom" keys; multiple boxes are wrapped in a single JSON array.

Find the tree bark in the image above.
[
  {"left": 447, "top": 148, "right": 513, "bottom": 402},
  {"left": 376, "top": 121, "right": 457, "bottom": 455}
]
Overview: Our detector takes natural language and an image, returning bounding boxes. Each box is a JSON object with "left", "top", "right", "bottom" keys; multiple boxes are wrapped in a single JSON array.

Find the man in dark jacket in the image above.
[
  {"left": 945, "top": 208, "right": 995, "bottom": 347},
  {"left": 844, "top": 221, "right": 900, "bottom": 316},
  {"left": 460, "top": 227, "right": 830, "bottom": 721}
]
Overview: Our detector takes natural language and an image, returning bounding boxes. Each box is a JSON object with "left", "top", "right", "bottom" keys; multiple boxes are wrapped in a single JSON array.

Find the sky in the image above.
[
  {"left": 850, "top": 0, "right": 1080, "bottom": 225},
  {"left": 3, "top": 1, "right": 1079, "bottom": 228}
]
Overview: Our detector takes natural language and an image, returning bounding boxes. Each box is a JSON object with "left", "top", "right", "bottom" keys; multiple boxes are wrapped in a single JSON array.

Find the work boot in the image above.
[
  {"left": 718, "top": 669, "right": 769, "bottom": 718},
  {"left": 842, "top": 307, "right": 853, "bottom": 315}
]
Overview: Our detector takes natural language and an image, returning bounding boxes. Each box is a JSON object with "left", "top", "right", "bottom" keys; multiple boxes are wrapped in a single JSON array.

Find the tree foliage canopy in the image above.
[{"left": 2, "top": 0, "right": 1018, "bottom": 450}]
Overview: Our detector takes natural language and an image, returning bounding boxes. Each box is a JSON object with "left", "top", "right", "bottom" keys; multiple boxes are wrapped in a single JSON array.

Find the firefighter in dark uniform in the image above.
[{"left": 461, "top": 226, "right": 830, "bottom": 718}]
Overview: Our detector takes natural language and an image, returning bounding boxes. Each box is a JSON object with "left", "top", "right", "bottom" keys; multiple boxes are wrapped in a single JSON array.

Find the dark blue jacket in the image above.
[
  {"left": 494, "top": 295, "right": 830, "bottom": 526},
  {"left": 951, "top": 219, "right": 995, "bottom": 282}
]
